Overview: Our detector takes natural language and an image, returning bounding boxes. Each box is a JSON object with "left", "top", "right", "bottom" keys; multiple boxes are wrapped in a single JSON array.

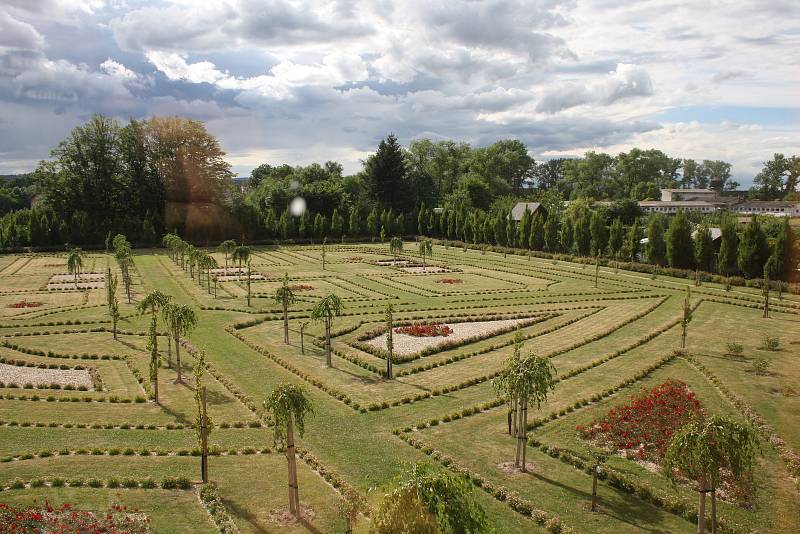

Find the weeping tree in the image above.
[
  {"left": 274, "top": 273, "right": 296, "bottom": 344},
  {"left": 385, "top": 303, "right": 394, "bottom": 379},
  {"left": 66, "top": 248, "right": 84, "bottom": 288},
  {"left": 389, "top": 236, "right": 403, "bottom": 260},
  {"left": 232, "top": 245, "right": 251, "bottom": 273},
  {"left": 418, "top": 239, "right": 433, "bottom": 269},
  {"left": 372, "top": 462, "right": 489, "bottom": 534},
  {"left": 663, "top": 416, "right": 758, "bottom": 534},
  {"left": 204, "top": 254, "right": 218, "bottom": 294},
  {"left": 105, "top": 268, "right": 120, "bottom": 340},
  {"left": 218, "top": 239, "right": 237, "bottom": 272},
  {"left": 265, "top": 383, "right": 314, "bottom": 518},
  {"left": 137, "top": 290, "right": 172, "bottom": 403},
  {"left": 194, "top": 350, "right": 212, "bottom": 483},
  {"left": 681, "top": 286, "right": 693, "bottom": 349},
  {"left": 162, "top": 303, "right": 198, "bottom": 383},
  {"left": 494, "top": 353, "right": 557, "bottom": 472},
  {"left": 311, "top": 293, "right": 344, "bottom": 367}
]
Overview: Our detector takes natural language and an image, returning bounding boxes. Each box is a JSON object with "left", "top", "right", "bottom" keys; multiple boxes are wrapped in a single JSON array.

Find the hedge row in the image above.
[
  {"left": 3, "top": 326, "right": 149, "bottom": 338},
  {"left": 0, "top": 419, "right": 256, "bottom": 430},
  {"left": 0, "top": 476, "right": 192, "bottom": 491},
  {"left": 2, "top": 340, "right": 122, "bottom": 361},
  {"left": 1, "top": 392, "right": 145, "bottom": 403},
  {"left": 199, "top": 483, "right": 239, "bottom": 533},
  {"left": 2, "top": 446, "right": 271, "bottom": 463}
]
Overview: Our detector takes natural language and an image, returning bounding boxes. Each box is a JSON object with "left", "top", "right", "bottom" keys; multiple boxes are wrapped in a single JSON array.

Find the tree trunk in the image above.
[
  {"left": 112, "top": 318, "right": 117, "bottom": 340},
  {"left": 286, "top": 418, "right": 300, "bottom": 516},
  {"left": 175, "top": 333, "right": 182, "bottom": 383},
  {"left": 246, "top": 265, "right": 251, "bottom": 307},
  {"left": 153, "top": 367, "right": 158, "bottom": 403},
  {"left": 697, "top": 487, "right": 707, "bottom": 534},
  {"left": 207, "top": 268, "right": 211, "bottom": 293},
  {"left": 201, "top": 386, "right": 208, "bottom": 483},
  {"left": 224, "top": 253, "right": 228, "bottom": 273},
  {"left": 711, "top": 487, "right": 717, "bottom": 534},
  {"left": 514, "top": 397, "right": 523, "bottom": 468},
  {"left": 325, "top": 317, "right": 332, "bottom": 367},
  {"left": 682, "top": 324, "right": 687, "bottom": 349},
  {"left": 521, "top": 398, "right": 528, "bottom": 472},
  {"left": 283, "top": 300, "right": 289, "bottom": 344},
  {"left": 166, "top": 334, "right": 172, "bottom": 368},
  {"left": 591, "top": 464, "right": 598, "bottom": 511}
]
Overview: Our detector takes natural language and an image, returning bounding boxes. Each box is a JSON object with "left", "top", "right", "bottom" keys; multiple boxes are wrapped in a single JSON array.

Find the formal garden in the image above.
[{"left": 0, "top": 237, "right": 797, "bottom": 533}]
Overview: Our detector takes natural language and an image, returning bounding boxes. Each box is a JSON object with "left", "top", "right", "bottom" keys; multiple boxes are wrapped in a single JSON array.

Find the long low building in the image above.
[{"left": 639, "top": 189, "right": 800, "bottom": 216}]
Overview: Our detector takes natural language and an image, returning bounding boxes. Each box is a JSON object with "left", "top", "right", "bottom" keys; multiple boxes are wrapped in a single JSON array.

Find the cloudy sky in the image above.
[{"left": 1, "top": 0, "right": 798, "bottom": 185}]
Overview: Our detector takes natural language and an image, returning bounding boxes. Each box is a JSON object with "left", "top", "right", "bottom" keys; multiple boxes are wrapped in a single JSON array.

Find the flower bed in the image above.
[
  {"left": 7, "top": 299, "right": 44, "bottom": 308},
  {"left": 577, "top": 379, "right": 703, "bottom": 461},
  {"left": 436, "top": 278, "right": 463, "bottom": 284},
  {"left": 289, "top": 284, "right": 315, "bottom": 291},
  {"left": 394, "top": 322, "right": 453, "bottom": 337},
  {"left": 0, "top": 502, "right": 151, "bottom": 532},
  {"left": 346, "top": 256, "right": 362, "bottom": 261}
]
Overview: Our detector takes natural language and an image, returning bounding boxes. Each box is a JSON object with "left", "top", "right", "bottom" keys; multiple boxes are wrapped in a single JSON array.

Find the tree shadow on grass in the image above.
[{"left": 224, "top": 497, "right": 323, "bottom": 534}]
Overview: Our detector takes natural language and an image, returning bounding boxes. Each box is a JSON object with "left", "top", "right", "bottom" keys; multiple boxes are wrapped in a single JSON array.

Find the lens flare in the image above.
[{"left": 289, "top": 196, "right": 307, "bottom": 216}]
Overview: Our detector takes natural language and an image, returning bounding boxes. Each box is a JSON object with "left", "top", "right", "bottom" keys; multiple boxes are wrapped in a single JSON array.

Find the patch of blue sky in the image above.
[{"left": 655, "top": 105, "right": 800, "bottom": 125}]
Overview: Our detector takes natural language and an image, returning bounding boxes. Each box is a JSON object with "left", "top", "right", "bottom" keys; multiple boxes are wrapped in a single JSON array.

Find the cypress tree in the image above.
[
  {"left": 417, "top": 203, "right": 427, "bottom": 236},
  {"left": 505, "top": 213, "right": 516, "bottom": 248},
  {"left": 428, "top": 212, "right": 436, "bottom": 237},
  {"left": 529, "top": 214, "right": 544, "bottom": 251},
  {"left": 770, "top": 218, "right": 792, "bottom": 279},
  {"left": 518, "top": 209, "right": 531, "bottom": 249},
  {"left": 694, "top": 224, "right": 714, "bottom": 272},
  {"left": 589, "top": 211, "right": 608, "bottom": 257},
  {"left": 738, "top": 216, "right": 770, "bottom": 278},
  {"left": 624, "top": 218, "right": 641, "bottom": 261},
  {"left": 348, "top": 208, "right": 360, "bottom": 236},
  {"left": 666, "top": 210, "right": 694, "bottom": 269},
  {"left": 560, "top": 215, "right": 574, "bottom": 253},
  {"left": 395, "top": 213, "right": 405, "bottom": 236},
  {"left": 493, "top": 212, "right": 505, "bottom": 245},
  {"left": 367, "top": 208, "right": 379, "bottom": 239},
  {"left": 608, "top": 218, "right": 623, "bottom": 258},
  {"left": 544, "top": 214, "right": 559, "bottom": 252},
  {"left": 646, "top": 216, "right": 666, "bottom": 265},
  {"left": 718, "top": 215, "right": 738, "bottom": 275},
  {"left": 330, "top": 209, "right": 343, "bottom": 238},
  {"left": 573, "top": 213, "right": 591, "bottom": 256}
]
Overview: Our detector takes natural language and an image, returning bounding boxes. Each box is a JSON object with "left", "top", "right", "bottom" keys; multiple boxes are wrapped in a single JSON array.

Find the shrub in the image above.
[
  {"left": 761, "top": 336, "right": 780, "bottom": 351},
  {"left": 750, "top": 358, "right": 771, "bottom": 375},
  {"left": 725, "top": 341, "right": 744, "bottom": 357}
]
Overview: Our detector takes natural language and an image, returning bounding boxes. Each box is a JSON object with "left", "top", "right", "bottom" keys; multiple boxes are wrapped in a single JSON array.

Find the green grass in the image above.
[{"left": 0, "top": 243, "right": 797, "bottom": 533}]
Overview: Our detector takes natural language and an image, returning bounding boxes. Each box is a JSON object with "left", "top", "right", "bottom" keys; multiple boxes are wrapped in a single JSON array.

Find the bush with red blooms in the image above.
[
  {"left": 436, "top": 278, "right": 463, "bottom": 284},
  {"left": 577, "top": 379, "right": 704, "bottom": 461},
  {"left": 289, "top": 284, "right": 315, "bottom": 291},
  {"left": 395, "top": 322, "right": 453, "bottom": 337},
  {"left": 7, "top": 299, "right": 43, "bottom": 308},
  {"left": 0, "top": 502, "right": 151, "bottom": 532}
]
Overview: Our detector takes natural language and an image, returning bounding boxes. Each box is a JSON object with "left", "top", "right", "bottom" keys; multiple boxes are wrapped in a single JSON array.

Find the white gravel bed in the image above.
[
  {"left": 399, "top": 266, "right": 451, "bottom": 274},
  {"left": 365, "top": 317, "right": 532, "bottom": 356},
  {"left": 376, "top": 259, "right": 415, "bottom": 266},
  {"left": 0, "top": 362, "right": 93, "bottom": 389}
]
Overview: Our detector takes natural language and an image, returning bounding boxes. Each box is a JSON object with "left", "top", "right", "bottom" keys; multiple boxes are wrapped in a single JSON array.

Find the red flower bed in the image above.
[
  {"left": 395, "top": 322, "right": 453, "bottom": 337},
  {"left": 577, "top": 379, "right": 703, "bottom": 460},
  {"left": 7, "top": 299, "right": 43, "bottom": 308},
  {"left": 289, "top": 284, "right": 315, "bottom": 291},
  {"left": 437, "top": 278, "right": 463, "bottom": 284},
  {"left": 0, "top": 502, "right": 151, "bottom": 532}
]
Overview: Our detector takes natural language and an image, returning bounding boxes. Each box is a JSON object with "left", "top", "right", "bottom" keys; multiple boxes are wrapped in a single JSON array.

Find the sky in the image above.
[{"left": 0, "top": 0, "right": 798, "bottom": 186}]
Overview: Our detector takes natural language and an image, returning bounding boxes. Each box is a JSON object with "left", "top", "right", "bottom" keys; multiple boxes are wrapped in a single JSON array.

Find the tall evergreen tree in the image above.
[
  {"left": 646, "top": 216, "right": 666, "bottom": 265},
  {"left": 364, "top": 133, "right": 409, "bottom": 210},
  {"left": 518, "top": 208, "right": 531, "bottom": 249},
  {"left": 666, "top": 210, "right": 694, "bottom": 269},
  {"left": 559, "top": 215, "right": 574, "bottom": 253},
  {"left": 738, "top": 216, "right": 770, "bottom": 278},
  {"left": 694, "top": 224, "right": 714, "bottom": 272},
  {"left": 366, "top": 208, "right": 379, "bottom": 239},
  {"left": 543, "top": 214, "right": 559, "bottom": 252},
  {"left": 608, "top": 217, "right": 624, "bottom": 258},
  {"left": 529, "top": 214, "right": 544, "bottom": 251},
  {"left": 589, "top": 211, "right": 608, "bottom": 257},
  {"left": 348, "top": 207, "right": 360, "bottom": 236},
  {"left": 770, "top": 218, "right": 792, "bottom": 279},
  {"left": 573, "top": 213, "right": 591, "bottom": 256},
  {"left": 718, "top": 215, "right": 739, "bottom": 275}
]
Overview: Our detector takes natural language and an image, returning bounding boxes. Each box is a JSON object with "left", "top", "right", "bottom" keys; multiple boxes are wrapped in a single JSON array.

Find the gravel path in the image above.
[
  {"left": 0, "top": 363, "right": 93, "bottom": 388},
  {"left": 365, "top": 317, "right": 532, "bottom": 356}
]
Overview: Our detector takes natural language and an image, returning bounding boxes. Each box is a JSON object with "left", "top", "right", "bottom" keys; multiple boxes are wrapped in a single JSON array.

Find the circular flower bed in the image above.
[
  {"left": 7, "top": 299, "right": 44, "bottom": 308},
  {"left": 577, "top": 379, "right": 703, "bottom": 461},
  {"left": 437, "top": 278, "right": 463, "bottom": 285},
  {"left": 289, "top": 284, "right": 315, "bottom": 291},
  {"left": 394, "top": 322, "right": 453, "bottom": 337}
]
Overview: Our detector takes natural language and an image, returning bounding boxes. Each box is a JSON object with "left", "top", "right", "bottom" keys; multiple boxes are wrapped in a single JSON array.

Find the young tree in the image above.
[
  {"left": 194, "top": 351, "right": 212, "bottom": 483},
  {"left": 232, "top": 245, "right": 251, "bottom": 273},
  {"left": 274, "top": 273, "right": 296, "bottom": 344},
  {"left": 694, "top": 224, "right": 714, "bottom": 273},
  {"left": 389, "top": 236, "right": 403, "bottom": 260},
  {"left": 608, "top": 217, "right": 624, "bottom": 258},
  {"left": 105, "top": 268, "right": 120, "bottom": 340},
  {"left": 418, "top": 239, "right": 433, "bottom": 269},
  {"left": 663, "top": 416, "right": 758, "bottom": 534},
  {"left": 590, "top": 452, "right": 608, "bottom": 512},
  {"left": 646, "top": 216, "right": 666, "bottom": 265},
  {"left": 218, "top": 239, "right": 236, "bottom": 272},
  {"left": 321, "top": 238, "right": 327, "bottom": 271},
  {"left": 738, "top": 216, "right": 770, "bottom": 278},
  {"left": 372, "top": 462, "right": 488, "bottom": 534},
  {"left": 666, "top": 210, "right": 694, "bottom": 269},
  {"left": 66, "top": 248, "right": 84, "bottom": 288},
  {"left": 762, "top": 259, "right": 772, "bottom": 319},
  {"left": 137, "top": 290, "right": 172, "bottom": 403},
  {"left": 162, "top": 303, "right": 197, "bottom": 383},
  {"left": 367, "top": 208, "right": 379, "bottom": 241},
  {"left": 337, "top": 486, "right": 367, "bottom": 534},
  {"left": 330, "top": 208, "right": 343, "bottom": 238},
  {"left": 246, "top": 259, "right": 252, "bottom": 307},
  {"left": 494, "top": 353, "right": 557, "bottom": 472},
  {"left": 681, "top": 287, "right": 693, "bottom": 349},
  {"left": 589, "top": 211, "right": 608, "bottom": 257},
  {"left": 264, "top": 384, "right": 314, "bottom": 517},
  {"left": 311, "top": 294, "right": 344, "bottom": 367}
]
